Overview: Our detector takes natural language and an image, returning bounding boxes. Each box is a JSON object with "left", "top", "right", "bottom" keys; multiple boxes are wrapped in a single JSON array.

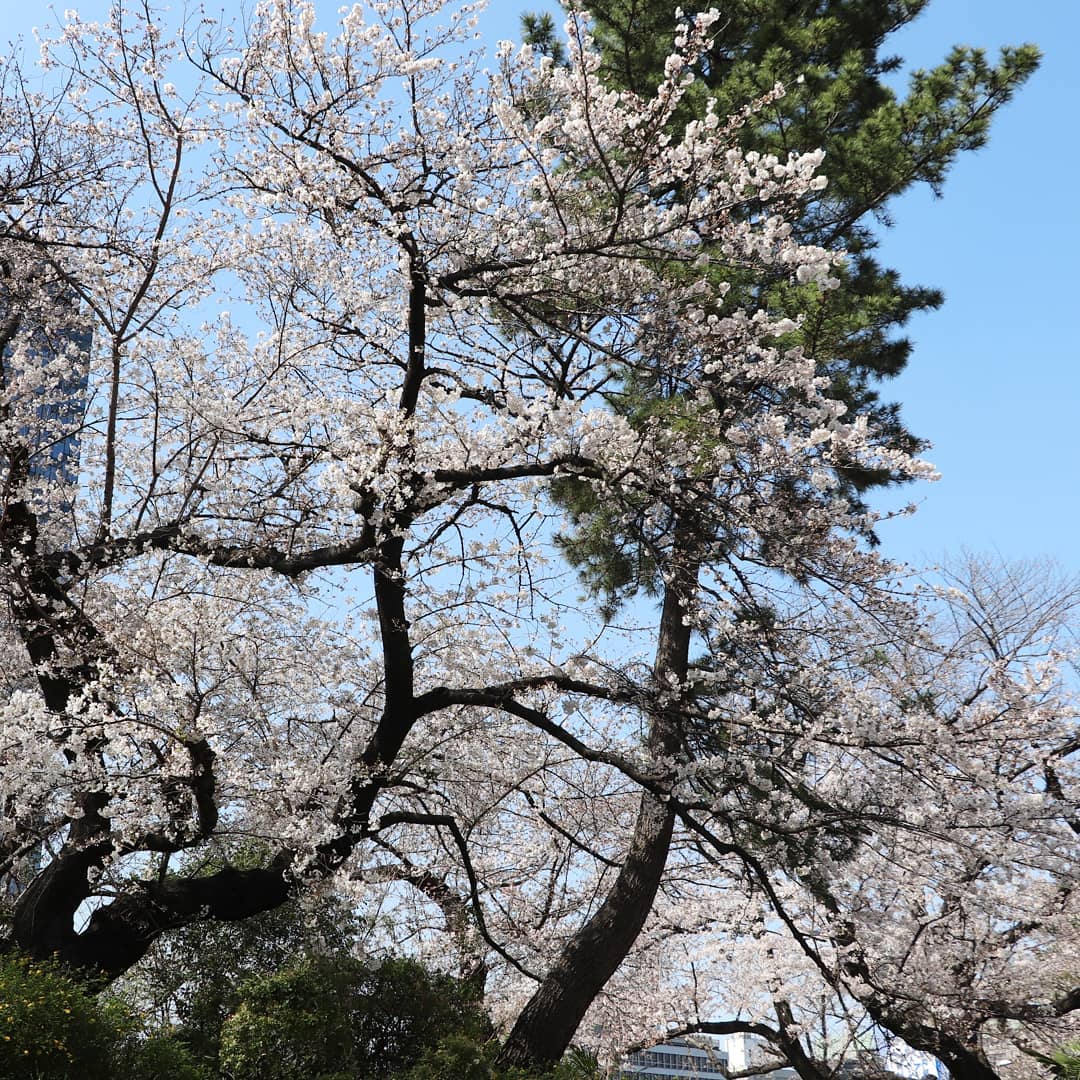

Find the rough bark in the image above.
[
  {"left": 496, "top": 790, "right": 676, "bottom": 1066},
  {"left": 11, "top": 857, "right": 292, "bottom": 976}
]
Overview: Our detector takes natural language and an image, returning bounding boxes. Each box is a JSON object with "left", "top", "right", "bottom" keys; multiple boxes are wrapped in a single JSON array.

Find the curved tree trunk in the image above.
[
  {"left": 497, "top": 544, "right": 697, "bottom": 1068},
  {"left": 497, "top": 789, "right": 676, "bottom": 1067}
]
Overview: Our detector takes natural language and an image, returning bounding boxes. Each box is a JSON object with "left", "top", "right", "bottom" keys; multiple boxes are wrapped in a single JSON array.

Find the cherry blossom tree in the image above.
[{"left": 0, "top": 2, "right": 1077, "bottom": 1076}]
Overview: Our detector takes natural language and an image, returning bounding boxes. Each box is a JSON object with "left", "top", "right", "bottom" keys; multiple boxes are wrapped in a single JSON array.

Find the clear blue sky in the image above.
[
  {"left": 3, "top": 0, "right": 1077, "bottom": 576},
  {"left": 869, "top": 0, "right": 1080, "bottom": 576}
]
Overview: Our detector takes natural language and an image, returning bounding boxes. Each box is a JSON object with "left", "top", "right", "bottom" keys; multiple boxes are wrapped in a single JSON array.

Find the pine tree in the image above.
[
  {"left": 495, "top": 6, "right": 1041, "bottom": 1069},
  {"left": 523, "top": 0, "right": 1038, "bottom": 602}
]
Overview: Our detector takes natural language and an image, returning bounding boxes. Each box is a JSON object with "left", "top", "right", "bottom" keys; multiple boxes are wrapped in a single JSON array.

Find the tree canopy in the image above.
[
  {"left": 0, "top": 4, "right": 1075, "bottom": 1078},
  {"left": 522, "top": 0, "right": 1038, "bottom": 528}
]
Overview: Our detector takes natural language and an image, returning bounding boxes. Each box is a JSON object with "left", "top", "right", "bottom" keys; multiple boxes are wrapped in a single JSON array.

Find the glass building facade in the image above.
[
  {"left": 0, "top": 283, "right": 91, "bottom": 898},
  {"left": 5, "top": 289, "right": 92, "bottom": 529},
  {"left": 619, "top": 1038, "right": 731, "bottom": 1078}
]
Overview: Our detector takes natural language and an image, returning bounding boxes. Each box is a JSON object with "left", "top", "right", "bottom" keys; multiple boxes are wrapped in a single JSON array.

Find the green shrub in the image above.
[
  {"left": 111, "top": 846, "right": 360, "bottom": 1073},
  {"left": 396, "top": 1036, "right": 603, "bottom": 1080},
  {"left": 0, "top": 951, "right": 209, "bottom": 1080},
  {"left": 219, "top": 954, "right": 490, "bottom": 1080},
  {"left": 396, "top": 1033, "right": 500, "bottom": 1080},
  {"left": 0, "top": 952, "right": 117, "bottom": 1079},
  {"left": 111, "top": 1027, "right": 211, "bottom": 1080}
]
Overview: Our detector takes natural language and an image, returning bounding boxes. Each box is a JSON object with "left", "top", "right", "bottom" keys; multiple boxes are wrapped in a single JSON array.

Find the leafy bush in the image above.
[
  {"left": 219, "top": 954, "right": 490, "bottom": 1080},
  {"left": 396, "top": 1035, "right": 603, "bottom": 1080},
  {"left": 0, "top": 952, "right": 116, "bottom": 1079},
  {"left": 111, "top": 1027, "right": 211, "bottom": 1080},
  {"left": 0, "top": 951, "right": 205, "bottom": 1079},
  {"left": 0, "top": 947, "right": 592, "bottom": 1080},
  {"left": 395, "top": 1033, "right": 501, "bottom": 1080},
  {"left": 111, "top": 846, "right": 360, "bottom": 1072}
]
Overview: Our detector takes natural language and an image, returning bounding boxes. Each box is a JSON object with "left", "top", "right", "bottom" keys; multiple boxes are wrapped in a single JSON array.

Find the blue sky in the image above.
[
  {"left": 868, "top": 0, "right": 1080, "bottom": 576},
  {"left": 3, "top": 0, "right": 1076, "bottom": 577}
]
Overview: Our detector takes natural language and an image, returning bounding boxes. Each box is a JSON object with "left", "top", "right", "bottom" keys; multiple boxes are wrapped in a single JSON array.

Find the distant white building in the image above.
[
  {"left": 619, "top": 1036, "right": 729, "bottom": 1078},
  {"left": 882, "top": 1042, "right": 948, "bottom": 1080},
  {"left": 618, "top": 1031, "right": 942, "bottom": 1080},
  {"left": 618, "top": 1032, "right": 801, "bottom": 1080}
]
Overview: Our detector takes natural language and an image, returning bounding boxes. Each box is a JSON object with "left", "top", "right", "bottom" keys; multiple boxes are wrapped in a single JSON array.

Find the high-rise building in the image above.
[
  {"left": 2, "top": 284, "right": 91, "bottom": 532},
  {"left": 0, "top": 279, "right": 91, "bottom": 899}
]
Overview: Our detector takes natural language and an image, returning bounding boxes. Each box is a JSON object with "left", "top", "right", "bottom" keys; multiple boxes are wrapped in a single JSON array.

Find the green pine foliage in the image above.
[{"left": 524, "top": 0, "right": 1038, "bottom": 599}]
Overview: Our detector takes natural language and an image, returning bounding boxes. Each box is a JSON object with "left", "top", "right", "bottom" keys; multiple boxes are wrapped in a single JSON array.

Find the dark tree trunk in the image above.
[
  {"left": 877, "top": 1016, "right": 1003, "bottom": 1080},
  {"left": 937, "top": 1048, "right": 1003, "bottom": 1080},
  {"left": 497, "top": 791, "right": 675, "bottom": 1067},
  {"left": 497, "top": 542, "right": 698, "bottom": 1068},
  {"left": 10, "top": 849, "right": 293, "bottom": 977}
]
